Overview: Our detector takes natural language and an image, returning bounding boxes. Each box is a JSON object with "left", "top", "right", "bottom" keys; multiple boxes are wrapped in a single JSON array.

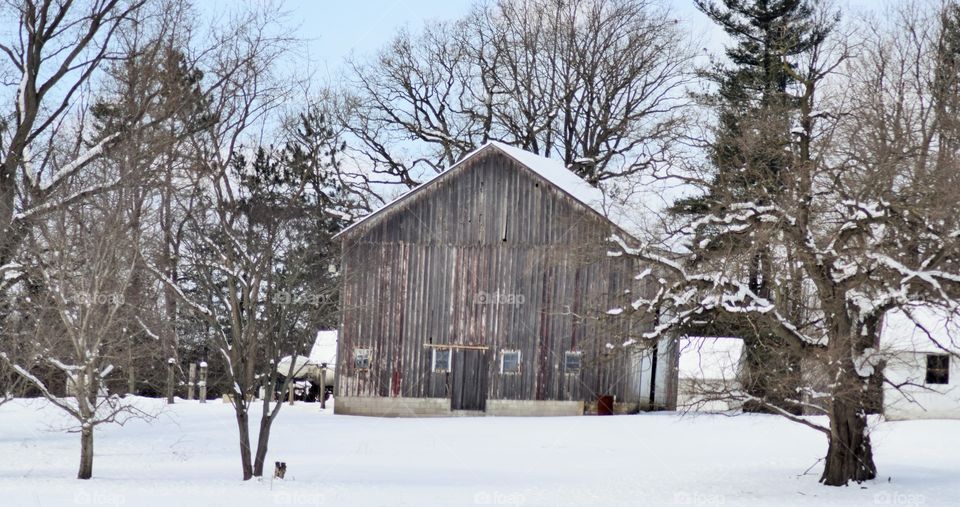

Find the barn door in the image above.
[{"left": 451, "top": 349, "right": 488, "bottom": 411}]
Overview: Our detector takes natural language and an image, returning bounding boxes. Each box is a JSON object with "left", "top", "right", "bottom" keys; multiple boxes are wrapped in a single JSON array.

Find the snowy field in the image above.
[{"left": 0, "top": 398, "right": 956, "bottom": 506}]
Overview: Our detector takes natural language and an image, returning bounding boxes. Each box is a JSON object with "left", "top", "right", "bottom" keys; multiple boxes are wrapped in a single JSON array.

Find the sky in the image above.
[
  {"left": 194, "top": 0, "right": 885, "bottom": 80},
  {"left": 192, "top": 0, "right": 887, "bottom": 196},
  {"left": 285, "top": 0, "right": 477, "bottom": 72},
  {"left": 195, "top": 0, "right": 476, "bottom": 82}
]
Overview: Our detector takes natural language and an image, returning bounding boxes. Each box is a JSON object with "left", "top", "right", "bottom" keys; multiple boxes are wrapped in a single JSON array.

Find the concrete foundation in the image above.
[
  {"left": 334, "top": 397, "right": 585, "bottom": 417},
  {"left": 486, "top": 399, "right": 584, "bottom": 416},
  {"left": 334, "top": 396, "right": 451, "bottom": 417}
]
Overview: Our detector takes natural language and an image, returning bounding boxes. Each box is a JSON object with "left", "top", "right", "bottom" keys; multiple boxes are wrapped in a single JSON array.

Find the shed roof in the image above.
[
  {"left": 309, "top": 329, "right": 338, "bottom": 366},
  {"left": 334, "top": 142, "right": 634, "bottom": 239},
  {"left": 880, "top": 305, "right": 960, "bottom": 355},
  {"left": 677, "top": 336, "right": 744, "bottom": 381}
]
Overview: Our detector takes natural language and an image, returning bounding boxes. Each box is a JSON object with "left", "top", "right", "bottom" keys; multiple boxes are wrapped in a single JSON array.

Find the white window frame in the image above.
[
  {"left": 500, "top": 349, "right": 521, "bottom": 374},
  {"left": 564, "top": 351, "right": 583, "bottom": 373},
  {"left": 354, "top": 348, "right": 371, "bottom": 370},
  {"left": 432, "top": 348, "right": 452, "bottom": 373}
]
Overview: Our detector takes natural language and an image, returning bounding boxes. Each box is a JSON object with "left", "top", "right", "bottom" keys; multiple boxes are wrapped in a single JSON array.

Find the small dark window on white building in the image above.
[
  {"left": 926, "top": 354, "right": 950, "bottom": 384},
  {"left": 355, "top": 348, "right": 371, "bottom": 370},
  {"left": 564, "top": 351, "right": 582, "bottom": 373},
  {"left": 501, "top": 350, "right": 520, "bottom": 374},
  {"left": 432, "top": 348, "right": 451, "bottom": 372}
]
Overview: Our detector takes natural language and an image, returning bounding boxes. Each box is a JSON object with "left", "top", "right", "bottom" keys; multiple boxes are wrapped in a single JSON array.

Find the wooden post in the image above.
[
  {"left": 198, "top": 361, "right": 208, "bottom": 403},
  {"left": 287, "top": 382, "right": 295, "bottom": 405},
  {"left": 320, "top": 365, "right": 327, "bottom": 409},
  {"left": 127, "top": 366, "right": 135, "bottom": 395},
  {"left": 166, "top": 358, "right": 176, "bottom": 404},
  {"left": 187, "top": 363, "right": 196, "bottom": 400}
]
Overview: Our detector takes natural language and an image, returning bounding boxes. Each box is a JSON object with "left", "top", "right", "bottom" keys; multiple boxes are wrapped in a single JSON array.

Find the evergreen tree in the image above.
[
  {"left": 88, "top": 44, "right": 212, "bottom": 398},
  {"left": 934, "top": 2, "right": 960, "bottom": 163},
  {"left": 674, "top": 0, "right": 835, "bottom": 413}
]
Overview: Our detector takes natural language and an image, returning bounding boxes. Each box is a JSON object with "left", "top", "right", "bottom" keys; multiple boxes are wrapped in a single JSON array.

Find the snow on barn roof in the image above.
[
  {"left": 309, "top": 329, "right": 338, "bottom": 366},
  {"left": 334, "top": 141, "right": 635, "bottom": 239},
  {"left": 678, "top": 336, "right": 744, "bottom": 381},
  {"left": 880, "top": 305, "right": 960, "bottom": 355},
  {"left": 489, "top": 142, "right": 632, "bottom": 227}
]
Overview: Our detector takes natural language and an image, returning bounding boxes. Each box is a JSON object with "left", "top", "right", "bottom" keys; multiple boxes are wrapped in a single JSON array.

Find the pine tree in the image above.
[
  {"left": 89, "top": 44, "right": 211, "bottom": 399},
  {"left": 674, "top": 0, "right": 835, "bottom": 413},
  {"left": 934, "top": 2, "right": 960, "bottom": 164}
]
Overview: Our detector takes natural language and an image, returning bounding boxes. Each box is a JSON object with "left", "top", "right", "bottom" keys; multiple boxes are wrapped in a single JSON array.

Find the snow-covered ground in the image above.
[{"left": 0, "top": 398, "right": 956, "bottom": 506}]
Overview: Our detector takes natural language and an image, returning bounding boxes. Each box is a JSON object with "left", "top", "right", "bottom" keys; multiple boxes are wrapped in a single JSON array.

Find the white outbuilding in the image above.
[
  {"left": 881, "top": 306, "right": 960, "bottom": 420},
  {"left": 275, "top": 330, "right": 338, "bottom": 390},
  {"left": 676, "top": 336, "right": 744, "bottom": 412}
]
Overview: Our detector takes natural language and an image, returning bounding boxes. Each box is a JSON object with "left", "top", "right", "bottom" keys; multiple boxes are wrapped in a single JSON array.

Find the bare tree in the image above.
[
  {"left": 148, "top": 169, "right": 283, "bottom": 480},
  {"left": 141, "top": 7, "right": 342, "bottom": 479},
  {"left": 150, "top": 131, "right": 346, "bottom": 479},
  {"left": 0, "top": 0, "right": 147, "bottom": 273},
  {"left": 340, "top": 0, "right": 694, "bottom": 189},
  {"left": 611, "top": 2, "right": 960, "bottom": 486},
  {"left": 0, "top": 0, "right": 141, "bottom": 408},
  {"left": 85, "top": 0, "right": 213, "bottom": 401},
  {"left": 1, "top": 173, "right": 148, "bottom": 480},
  {"left": 0, "top": 0, "right": 216, "bottom": 404}
]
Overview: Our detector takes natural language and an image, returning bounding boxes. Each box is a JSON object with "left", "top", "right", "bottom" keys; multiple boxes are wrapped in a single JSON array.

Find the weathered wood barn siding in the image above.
[{"left": 336, "top": 145, "right": 668, "bottom": 411}]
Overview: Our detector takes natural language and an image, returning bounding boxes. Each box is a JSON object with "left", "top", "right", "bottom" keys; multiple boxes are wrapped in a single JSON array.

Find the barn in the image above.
[{"left": 332, "top": 142, "right": 677, "bottom": 416}]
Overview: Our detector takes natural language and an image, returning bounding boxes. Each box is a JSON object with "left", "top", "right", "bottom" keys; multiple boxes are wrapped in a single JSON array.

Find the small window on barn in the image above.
[
  {"left": 432, "top": 348, "right": 451, "bottom": 373},
  {"left": 501, "top": 350, "right": 521, "bottom": 374},
  {"left": 354, "top": 348, "right": 371, "bottom": 370},
  {"left": 564, "top": 351, "right": 582, "bottom": 373},
  {"left": 926, "top": 354, "right": 950, "bottom": 384}
]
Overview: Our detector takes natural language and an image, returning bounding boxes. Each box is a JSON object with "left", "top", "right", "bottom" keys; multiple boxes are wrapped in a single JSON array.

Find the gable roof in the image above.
[
  {"left": 309, "top": 329, "right": 338, "bottom": 365},
  {"left": 334, "top": 141, "right": 634, "bottom": 240},
  {"left": 678, "top": 336, "right": 744, "bottom": 381},
  {"left": 880, "top": 305, "right": 960, "bottom": 355}
]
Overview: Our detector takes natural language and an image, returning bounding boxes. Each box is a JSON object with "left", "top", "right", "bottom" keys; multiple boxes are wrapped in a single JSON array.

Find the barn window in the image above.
[
  {"left": 501, "top": 350, "right": 520, "bottom": 374},
  {"left": 564, "top": 351, "right": 582, "bottom": 373},
  {"left": 354, "top": 348, "right": 371, "bottom": 370},
  {"left": 926, "top": 354, "right": 950, "bottom": 384},
  {"left": 432, "top": 348, "right": 451, "bottom": 373}
]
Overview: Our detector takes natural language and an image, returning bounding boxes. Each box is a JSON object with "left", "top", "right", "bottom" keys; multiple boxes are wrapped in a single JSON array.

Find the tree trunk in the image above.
[
  {"left": 235, "top": 409, "right": 254, "bottom": 480},
  {"left": 320, "top": 368, "right": 327, "bottom": 409},
  {"left": 821, "top": 384, "right": 877, "bottom": 485},
  {"left": 127, "top": 366, "right": 135, "bottom": 395},
  {"left": 78, "top": 426, "right": 94, "bottom": 480},
  {"left": 166, "top": 359, "right": 175, "bottom": 404},
  {"left": 252, "top": 412, "right": 275, "bottom": 477}
]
